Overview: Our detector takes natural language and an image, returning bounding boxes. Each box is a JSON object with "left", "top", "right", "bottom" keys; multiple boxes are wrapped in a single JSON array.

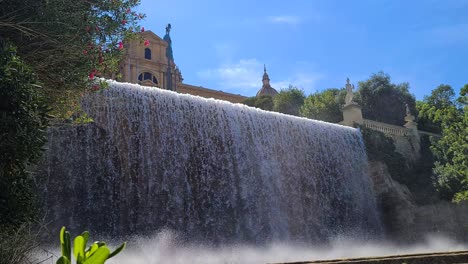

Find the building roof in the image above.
[{"left": 256, "top": 65, "right": 278, "bottom": 97}]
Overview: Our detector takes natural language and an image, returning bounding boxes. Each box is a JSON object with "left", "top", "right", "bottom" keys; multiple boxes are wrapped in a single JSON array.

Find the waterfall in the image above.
[{"left": 35, "top": 80, "right": 382, "bottom": 244}]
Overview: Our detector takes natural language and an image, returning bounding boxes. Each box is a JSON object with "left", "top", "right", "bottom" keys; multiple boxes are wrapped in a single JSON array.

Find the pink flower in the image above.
[
  {"left": 141, "top": 26, "right": 145, "bottom": 32},
  {"left": 89, "top": 71, "right": 95, "bottom": 80},
  {"left": 118, "top": 41, "right": 123, "bottom": 50},
  {"left": 144, "top": 40, "right": 150, "bottom": 46},
  {"left": 126, "top": 8, "right": 131, "bottom": 13},
  {"left": 122, "top": 19, "right": 127, "bottom": 25}
]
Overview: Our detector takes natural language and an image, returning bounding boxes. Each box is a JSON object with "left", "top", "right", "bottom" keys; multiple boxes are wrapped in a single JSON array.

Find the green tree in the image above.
[
  {"left": 429, "top": 86, "right": 468, "bottom": 202},
  {"left": 301, "top": 88, "right": 344, "bottom": 123},
  {"left": 273, "top": 86, "right": 305, "bottom": 116},
  {"left": 242, "top": 95, "right": 274, "bottom": 111},
  {"left": 417, "top": 85, "right": 458, "bottom": 133},
  {"left": 0, "top": 41, "right": 49, "bottom": 229},
  {"left": 356, "top": 72, "right": 416, "bottom": 126}
]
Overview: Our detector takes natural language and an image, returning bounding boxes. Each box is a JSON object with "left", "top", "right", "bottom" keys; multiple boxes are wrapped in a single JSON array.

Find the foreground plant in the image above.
[{"left": 57, "top": 227, "right": 126, "bottom": 264}]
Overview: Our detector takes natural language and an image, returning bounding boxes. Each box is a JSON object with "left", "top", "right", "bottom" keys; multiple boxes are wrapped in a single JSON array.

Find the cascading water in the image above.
[{"left": 34, "top": 80, "right": 382, "bottom": 244}]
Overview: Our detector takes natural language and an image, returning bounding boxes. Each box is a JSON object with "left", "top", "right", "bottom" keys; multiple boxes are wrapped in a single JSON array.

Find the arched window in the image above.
[
  {"left": 144, "top": 48, "right": 151, "bottom": 60},
  {"left": 138, "top": 72, "right": 158, "bottom": 85}
]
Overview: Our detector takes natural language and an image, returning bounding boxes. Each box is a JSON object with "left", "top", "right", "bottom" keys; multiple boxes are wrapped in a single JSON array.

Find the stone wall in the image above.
[
  {"left": 284, "top": 251, "right": 468, "bottom": 264},
  {"left": 368, "top": 161, "right": 468, "bottom": 242},
  {"left": 361, "top": 119, "right": 421, "bottom": 162},
  {"left": 412, "top": 202, "right": 468, "bottom": 241}
]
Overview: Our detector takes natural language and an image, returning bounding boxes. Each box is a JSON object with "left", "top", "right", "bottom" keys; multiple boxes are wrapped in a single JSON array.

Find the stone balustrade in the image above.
[{"left": 362, "top": 119, "right": 412, "bottom": 136}]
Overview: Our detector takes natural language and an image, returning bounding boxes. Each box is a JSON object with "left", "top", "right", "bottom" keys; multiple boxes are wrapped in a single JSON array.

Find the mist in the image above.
[{"left": 53, "top": 231, "right": 466, "bottom": 264}]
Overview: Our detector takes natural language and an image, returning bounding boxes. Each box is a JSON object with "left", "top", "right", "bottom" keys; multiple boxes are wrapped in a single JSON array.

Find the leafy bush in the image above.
[{"left": 0, "top": 40, "right": 49, "bottom": 229}]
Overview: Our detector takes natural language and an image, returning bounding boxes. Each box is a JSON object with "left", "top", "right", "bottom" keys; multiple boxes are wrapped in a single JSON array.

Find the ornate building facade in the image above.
[{"left": 119, "top": 25, "right": 247, "bottom": 103}]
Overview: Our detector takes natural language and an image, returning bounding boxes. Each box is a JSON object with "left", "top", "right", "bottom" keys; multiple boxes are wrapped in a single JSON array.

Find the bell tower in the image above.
[{"left": 119, "top": 24, "right": 182, "bottom": 91}]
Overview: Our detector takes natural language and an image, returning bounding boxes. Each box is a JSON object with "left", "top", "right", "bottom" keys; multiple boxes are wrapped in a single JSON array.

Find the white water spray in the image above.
[{"left": 37, "top": 80, "right": 381, "bottom": 244}]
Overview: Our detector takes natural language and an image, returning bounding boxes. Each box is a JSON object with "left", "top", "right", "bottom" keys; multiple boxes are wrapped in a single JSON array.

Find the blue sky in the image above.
[{"left": 137, "top": 0, "right": 468, "bottom": 99}]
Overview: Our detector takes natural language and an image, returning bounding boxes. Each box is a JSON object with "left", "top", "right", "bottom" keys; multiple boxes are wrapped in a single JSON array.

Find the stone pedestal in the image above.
[
  {"left": 341, "top": 103, "right": 363, "bottom": 127},
  {"left": 404, "top": 114, "right": 418, "bottom": 130},
  {"left": 404, "top": 113, "right": 421, "bottom": 158}
]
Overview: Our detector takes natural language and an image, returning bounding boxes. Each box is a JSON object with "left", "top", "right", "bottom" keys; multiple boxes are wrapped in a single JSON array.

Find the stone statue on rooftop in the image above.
[
  {"left": 345, "top": 78, "right": 355, "bottom": 105},
  {"left": 166, "top": 23, "right": 171, "bottom": 35},
  {"left": 163, "top": 23, "right": 174, "bottom": 61}
]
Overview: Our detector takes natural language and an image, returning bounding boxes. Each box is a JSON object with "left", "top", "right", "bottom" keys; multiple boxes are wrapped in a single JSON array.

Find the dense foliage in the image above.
[
  {"left": 1, "top": 0, "right": 145, "bottom": 119},
  {"left": 356, "top": 72, "right": 416, "bottom": 126},
  {"left": 0, "top": 0, "right": 144, "bottom": 237},
  {"left": 0, "top": 0, "right": 143, "bottom": 89},
  {"left": 406, "top": 134, "right": 439, "bottom": 204},
  {"left": 241, "top": 86, "right": 305, "bottom": 116},
  {"left": 0, "top": 41, "right": 49, "bottom": 229},
  {"left": 417, "top": 85, "right": 458, "bottom": 134},
  {"left": 242, "top": 95, "right": 274, "bottom": 111},
  {"left": 414, "top": 84, "right": 468, "bottom": 202},
  {"left": 301, "top": 88, "right": 345, "bottom": 123},
  {"left": 273, "top": 86, "right": 305, "bottom": 116}
]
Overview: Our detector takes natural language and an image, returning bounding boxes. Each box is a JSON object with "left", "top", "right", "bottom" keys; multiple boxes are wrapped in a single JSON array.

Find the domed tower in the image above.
[{"left": 256, "top": 65, "right": 278, "bottom": 97}]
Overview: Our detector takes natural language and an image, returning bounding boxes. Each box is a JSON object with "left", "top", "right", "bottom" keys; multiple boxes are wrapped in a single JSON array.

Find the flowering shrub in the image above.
[
  {"left": 2, "top": 0, "right": 145, "bottom": 87},
  {"left": 1, "top": 0, "right": 147, "bottom": 119}
]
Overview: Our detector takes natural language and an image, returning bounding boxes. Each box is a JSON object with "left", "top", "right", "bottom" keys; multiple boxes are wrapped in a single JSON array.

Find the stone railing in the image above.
[
  {"left": 361, "top": 119, "right": 412, "bottom": 136},
  {"left": 418, "top": 130, "right": 442, "bottom": 138}
]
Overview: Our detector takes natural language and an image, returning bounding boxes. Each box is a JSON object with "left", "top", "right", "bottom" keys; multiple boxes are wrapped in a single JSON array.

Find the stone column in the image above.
[
  {"left": 122, "top": 59, "right": 130, "bottom": 82},
  {"left": 341, "top": 78, "right": 363, "bottom": 127},
  {"left": 404, "top": 104, "right": 421, "bottom": 157},
  {"left": 130, "top": 62, "right": 137, "bottom": 83},
  {"left": 404, "top": 110, "right": 418, "bottom": 130}
]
